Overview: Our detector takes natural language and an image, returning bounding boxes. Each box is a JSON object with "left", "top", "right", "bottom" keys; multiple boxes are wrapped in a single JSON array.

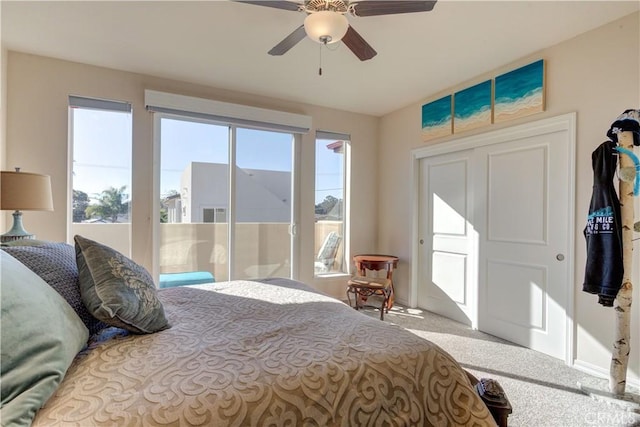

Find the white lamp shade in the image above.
[
  {"left": 1, "top": 171, "right": 54, "bottom": 211},
  {"left": 304, "top": 11, "right": 349, "bottom": 44}
]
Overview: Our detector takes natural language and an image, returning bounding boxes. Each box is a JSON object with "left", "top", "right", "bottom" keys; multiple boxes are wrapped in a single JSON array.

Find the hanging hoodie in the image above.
[{"left": 583, "top": 140, "right": 623, "bottom": 307}]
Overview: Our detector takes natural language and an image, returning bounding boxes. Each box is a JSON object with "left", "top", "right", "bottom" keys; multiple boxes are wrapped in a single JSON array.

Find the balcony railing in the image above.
[{"left": 70, "top": 221, "right": 344, "bottom": 282}]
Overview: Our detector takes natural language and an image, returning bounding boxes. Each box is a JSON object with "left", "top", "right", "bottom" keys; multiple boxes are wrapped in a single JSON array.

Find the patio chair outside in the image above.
[{"left": 314, "top": 231, "right": 342, "bottom": 274}]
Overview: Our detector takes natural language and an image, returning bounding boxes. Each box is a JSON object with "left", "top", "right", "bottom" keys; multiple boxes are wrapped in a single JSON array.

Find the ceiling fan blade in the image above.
[
  {"left": 268, "top": 25, "right": 307, "bottom": 56},
  {"left": 233, "top": 1, "right": 301, "bottom": 12},
  {"left": 342, "top": 25, "right": 377, "bottom": 61},
  {"left": 351, "top": 1, "right": 436, "bottom": 17}
]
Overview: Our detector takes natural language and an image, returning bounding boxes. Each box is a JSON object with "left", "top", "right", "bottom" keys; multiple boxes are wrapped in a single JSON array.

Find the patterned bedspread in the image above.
[{"left": 33, "top": 278, "right": 496, "bottom": 426}]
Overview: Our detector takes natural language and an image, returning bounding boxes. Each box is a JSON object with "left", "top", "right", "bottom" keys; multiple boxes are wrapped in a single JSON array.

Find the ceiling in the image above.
[{"left": 2, "top": 1, "right": 638, "bottom": 117}]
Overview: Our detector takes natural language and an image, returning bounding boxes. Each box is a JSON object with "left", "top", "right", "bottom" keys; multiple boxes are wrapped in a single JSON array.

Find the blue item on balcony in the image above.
[{"left": 159, "top": 271, "right": 215, "bottom": 288}]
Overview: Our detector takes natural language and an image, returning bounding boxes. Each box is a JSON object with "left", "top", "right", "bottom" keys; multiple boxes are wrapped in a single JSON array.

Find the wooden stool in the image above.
[{"left": 346, "top": 276, "right": 392, "bottom": 320}]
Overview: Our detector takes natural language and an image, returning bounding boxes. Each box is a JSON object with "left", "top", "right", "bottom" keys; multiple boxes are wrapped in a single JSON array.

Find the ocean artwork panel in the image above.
[
  {"left": 422, "top": 95, "right": 452, "bottom": 141},
  {"left": 494, "top": 59, "right": 545, "bottom": 123},
  {"left": 454, "top": 80, "right": 492, "bottom": 133}
]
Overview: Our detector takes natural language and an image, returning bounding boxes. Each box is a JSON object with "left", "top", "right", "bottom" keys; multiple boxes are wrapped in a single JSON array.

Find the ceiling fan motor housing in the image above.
[{"left": 304, "top": 0, "right": 349, "bottom": 13}]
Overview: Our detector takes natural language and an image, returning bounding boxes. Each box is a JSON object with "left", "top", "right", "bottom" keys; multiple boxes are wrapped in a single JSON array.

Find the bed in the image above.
[{"left": 1, "top": 237, "right": 500, "bottom": 427}]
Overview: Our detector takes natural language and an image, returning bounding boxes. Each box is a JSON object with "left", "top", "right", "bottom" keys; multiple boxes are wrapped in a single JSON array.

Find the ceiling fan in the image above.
[{"left": 235, "top": 0, "right": 437, "bottom": 61}]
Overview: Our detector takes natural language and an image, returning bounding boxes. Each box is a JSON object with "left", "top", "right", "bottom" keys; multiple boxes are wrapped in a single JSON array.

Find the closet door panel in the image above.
[
  {"left": 418, "top": 151, "right": 477, "bottom": 326},
  {"left": 487, "top": 146, "right": 547, "bottom": 244},
  {"left": 476, "top": 130, "right": 571, "bottom": 361}
]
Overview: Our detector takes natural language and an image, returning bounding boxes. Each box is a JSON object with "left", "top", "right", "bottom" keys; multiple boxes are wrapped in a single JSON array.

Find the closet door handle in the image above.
[{"left": 556, "top": 254, "right": 565, "bottom": 261}]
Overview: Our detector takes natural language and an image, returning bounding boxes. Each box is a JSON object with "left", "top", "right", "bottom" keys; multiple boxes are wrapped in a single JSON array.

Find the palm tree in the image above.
[
  {"left": 85, "top": 185, "right": 129, "bottom": 223},
  {"left": 72, "top": 189, "right": 90, "bottom": 222}
]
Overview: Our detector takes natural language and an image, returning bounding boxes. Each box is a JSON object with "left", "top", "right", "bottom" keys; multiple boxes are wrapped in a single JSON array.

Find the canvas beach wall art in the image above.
[
  {"left": 419, "top": 59, "right": 545, "bottom": 141},
  {"left": 422, "top": 95, "right": 452, "bottom": 141},
  {"left": 494, "top": 59, "right": 545, "bottom": 123},
  {"left": 454, "top": 80, "right": 492, "bottom": 133}
]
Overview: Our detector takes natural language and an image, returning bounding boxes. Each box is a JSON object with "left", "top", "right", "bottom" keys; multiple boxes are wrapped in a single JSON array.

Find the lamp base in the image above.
[
  {"left": 1, "top": 210, "right": 36, "bottom": 243},
  {"left": 0, "top": 234, "right": 35, "bottom": 243}
]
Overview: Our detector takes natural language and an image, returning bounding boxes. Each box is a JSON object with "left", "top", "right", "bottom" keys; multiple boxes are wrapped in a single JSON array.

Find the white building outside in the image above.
[{"left": 170, "top": 161, "right": 291, "bottom": 224}]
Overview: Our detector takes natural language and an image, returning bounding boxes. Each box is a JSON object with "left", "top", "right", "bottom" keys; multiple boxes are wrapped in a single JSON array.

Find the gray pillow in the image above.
[
  {"left": 74, "top": 235, "right": 170, "bottom": 334},
  {"left": 0, "top": 242, "right": 107, "bottom": 335},
  {"left": 0, "top": 251, "right": 89, "bottom": 426}
]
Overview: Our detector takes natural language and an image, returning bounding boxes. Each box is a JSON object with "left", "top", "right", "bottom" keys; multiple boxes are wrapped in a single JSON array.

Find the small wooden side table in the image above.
[{"left": 346, "top": 254, "right": 399, "bottom": 319}]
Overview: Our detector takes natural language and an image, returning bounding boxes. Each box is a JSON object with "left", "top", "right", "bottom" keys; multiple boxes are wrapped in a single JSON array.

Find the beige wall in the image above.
[
  {"left": 0, "top": 44, "right": 11, "bottom": 233},
  {"left": 1, "top": 1, "right": 6, "bottom": 169},
  {"left": 1, "top": 45, "right": 7, "bottom": 228},
  {"left": 379, "top": 12, "right": 640, "bottom": 382},
  {"left": 3, "top": 51, "right": 379, "bottom": 298},
  {"left": 1, "top": 47, "right": 6, "bottom": 169}
]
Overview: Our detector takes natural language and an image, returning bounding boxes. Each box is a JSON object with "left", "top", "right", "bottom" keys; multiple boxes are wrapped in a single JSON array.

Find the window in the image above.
[
  {"left": 234, "top": 127, "right": 294, "bottom": 280},
  {"left": 68, "top": 96, "right": 132, "bottom": 255},
  {"left": 314, "top": 131, "right": 349, "bottom": 276},
  {"left": 203, "top": 207, "right": 227, "bottom": 223},
  {"left": 158, "top": 117, "right": 230, "bottom": 280},
  {"left": 156, "top": 117, "right": 296, "bottom": 282},
  {"left": 147, "top": 90, "right": 309, "bottom": 282}
]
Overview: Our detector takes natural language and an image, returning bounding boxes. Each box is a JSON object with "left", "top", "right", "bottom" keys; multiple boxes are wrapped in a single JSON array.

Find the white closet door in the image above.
[
  {"left": 413, "top": 113, "right": 575, "bottom": 362},
  {"left": 475, "top": 129, "right": 571, "bottom": 361},
  {"left": 418, "top": 150, "right": 477, "bottom": 326}
]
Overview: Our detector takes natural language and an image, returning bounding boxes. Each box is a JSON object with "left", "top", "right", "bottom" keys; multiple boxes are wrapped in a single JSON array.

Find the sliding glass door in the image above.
[
  {"left": 234, "top": 128, "right": 293, "bottom": 279},
  {"left": 159, "top": 117, "right": 230, "bottom": 281},
  {"left": 157, "top": 116, "right": 294, "bottom": 282}
]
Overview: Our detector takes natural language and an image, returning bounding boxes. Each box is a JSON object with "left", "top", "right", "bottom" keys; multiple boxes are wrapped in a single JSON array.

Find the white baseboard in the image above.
[
  {"left": 573, "top": 359, "right": 640, "bottom": 390},
  {"left": 394, "top": 298, "right": 409, "bottom": 307}
]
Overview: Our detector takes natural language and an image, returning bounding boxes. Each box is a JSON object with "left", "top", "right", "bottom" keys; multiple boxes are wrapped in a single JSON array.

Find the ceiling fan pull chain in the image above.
[{"left": 319, "top": 44, "right": 323, "bottom": 76}]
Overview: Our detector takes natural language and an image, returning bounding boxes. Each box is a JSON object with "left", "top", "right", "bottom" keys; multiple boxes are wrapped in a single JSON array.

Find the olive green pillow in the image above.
[
  {"left": 74, "top": 235, "right": 170, "bottom": 334},
  {"left": 0, "top": 251, "right": 89, "bottom": 426}
]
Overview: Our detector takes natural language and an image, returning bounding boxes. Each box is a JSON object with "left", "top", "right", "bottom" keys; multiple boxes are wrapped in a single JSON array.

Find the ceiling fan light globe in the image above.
[{"left": 304, "top": 11, "right": 349, "bottom": 44}]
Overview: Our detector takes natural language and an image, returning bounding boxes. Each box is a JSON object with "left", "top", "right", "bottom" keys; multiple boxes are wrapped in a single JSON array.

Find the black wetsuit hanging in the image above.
[{"left": 583, "top": 140, "right": 624, "bottom": 307}]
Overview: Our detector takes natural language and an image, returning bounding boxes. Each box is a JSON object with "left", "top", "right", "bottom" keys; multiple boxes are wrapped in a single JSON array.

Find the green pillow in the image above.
[
  {"left": 74, "top": 235, "right": 170, "bottom": 334},
  {"left": 0, "top": 242, "right": 108, "bottom": 335},
  {"left": 0, "top": 251, "right": 89, "bottom": 427}
]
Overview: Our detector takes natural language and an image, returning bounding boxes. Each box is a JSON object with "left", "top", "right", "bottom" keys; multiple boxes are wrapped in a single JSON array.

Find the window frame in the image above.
[
  {"left": 67, "top": 95, "right": 133, "bottom": 255},
  {"left": 314, "top": 130, "right": 350, "bottom": 278},
  {"left": 150, "top": 112, "right": 302, "bottom": 283}
]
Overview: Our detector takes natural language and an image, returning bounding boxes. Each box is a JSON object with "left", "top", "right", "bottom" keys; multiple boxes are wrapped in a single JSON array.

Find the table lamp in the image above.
[{"left": 1, "top": 167, "right": 54, "bottom": 243}]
